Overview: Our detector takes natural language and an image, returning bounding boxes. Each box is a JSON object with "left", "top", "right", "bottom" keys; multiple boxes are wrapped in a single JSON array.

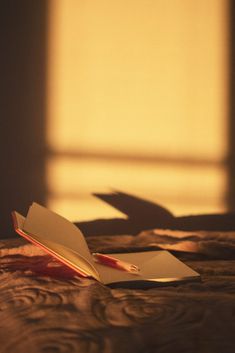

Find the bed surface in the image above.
[{"left": 1, "top": 228, "right": 235, "bottom": 353}]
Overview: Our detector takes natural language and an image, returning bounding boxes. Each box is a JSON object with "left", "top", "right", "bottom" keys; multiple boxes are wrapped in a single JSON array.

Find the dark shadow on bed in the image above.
[{"left": 75, "top": 191, "right": 235, "bottom": 236}]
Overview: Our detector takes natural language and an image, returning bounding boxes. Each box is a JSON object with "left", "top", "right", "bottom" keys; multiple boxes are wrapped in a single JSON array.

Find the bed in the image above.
[{"left": 1, "top": 222, "right": 235, "bottom": 353}]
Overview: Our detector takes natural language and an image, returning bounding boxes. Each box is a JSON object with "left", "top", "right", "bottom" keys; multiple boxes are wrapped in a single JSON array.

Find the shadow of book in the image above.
[{"left": 75, "top": 191, "right": 235, "bottom": 236}]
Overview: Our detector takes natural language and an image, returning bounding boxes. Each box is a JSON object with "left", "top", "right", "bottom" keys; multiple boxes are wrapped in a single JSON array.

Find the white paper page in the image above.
[
  {"left": 22, "top": 202, "right": 101, "bottom": 280},
  {"left": 23, "top": 203, "right": 92, "bottom": 261},
  {"left": 14, "top": 210, "right": 100, "bottom": 280},
  {"left": 95, "top": 251, "right": 199, "bottom": 285}
]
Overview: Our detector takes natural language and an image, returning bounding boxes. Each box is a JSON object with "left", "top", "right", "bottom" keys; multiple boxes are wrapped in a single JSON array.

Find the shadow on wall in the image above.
[
  {"left": 0, "top": 1, "right": 48, "bottom": 238},
  {"left": 76, "top": 191, "right": 235, "bottom": 236}
]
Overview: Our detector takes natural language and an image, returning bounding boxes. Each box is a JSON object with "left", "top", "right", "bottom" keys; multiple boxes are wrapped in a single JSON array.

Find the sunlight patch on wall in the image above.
[
  {"left": 46, "top": 0, "right": 228, "bottom": 221},
  {"left": 47, "top": 156, "right": 226, "bottom": 221}
]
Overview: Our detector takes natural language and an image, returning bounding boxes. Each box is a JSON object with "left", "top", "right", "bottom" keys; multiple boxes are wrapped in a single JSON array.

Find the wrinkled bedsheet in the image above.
[{"left": 1, "top": 228, "right": 235, "bottom": 353}]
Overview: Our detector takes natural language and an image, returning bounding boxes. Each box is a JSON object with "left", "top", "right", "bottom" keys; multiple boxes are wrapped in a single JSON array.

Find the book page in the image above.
[
  {"left": 23, "top": 203, "right": 99, "bottom": 278},
  {"left": 13, "top": 211, "right": 100, "bottom": 280},
  {"left": 23, "top": 203, "right": 92, "bottom": 261},
  {"left": 95, "top": 251, "right": 199, "bottom": 285}
]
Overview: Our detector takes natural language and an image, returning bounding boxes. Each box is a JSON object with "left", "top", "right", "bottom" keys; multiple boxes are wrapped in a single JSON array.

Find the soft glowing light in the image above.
[
  {"left": 46, "top": 156, "right": 227, "bottom": 220},
  {"left": 47, "top": 0, "right": 228, "bottom": 220}
]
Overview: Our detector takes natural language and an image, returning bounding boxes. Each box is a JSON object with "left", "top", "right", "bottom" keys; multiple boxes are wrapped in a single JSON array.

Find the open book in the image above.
[{"left": 12, "top": 203, "right": 200, "bottom": 287}]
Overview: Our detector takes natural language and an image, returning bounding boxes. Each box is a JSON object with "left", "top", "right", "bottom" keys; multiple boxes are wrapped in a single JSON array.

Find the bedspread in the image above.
[{"left": 1, "top": 229, "right": 235, "bottom": 353}]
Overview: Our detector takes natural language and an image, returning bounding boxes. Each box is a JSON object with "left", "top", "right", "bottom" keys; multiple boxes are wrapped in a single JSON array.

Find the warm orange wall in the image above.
[{"left": 46, "top": 0, "right": 228, "bottom": 221}]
